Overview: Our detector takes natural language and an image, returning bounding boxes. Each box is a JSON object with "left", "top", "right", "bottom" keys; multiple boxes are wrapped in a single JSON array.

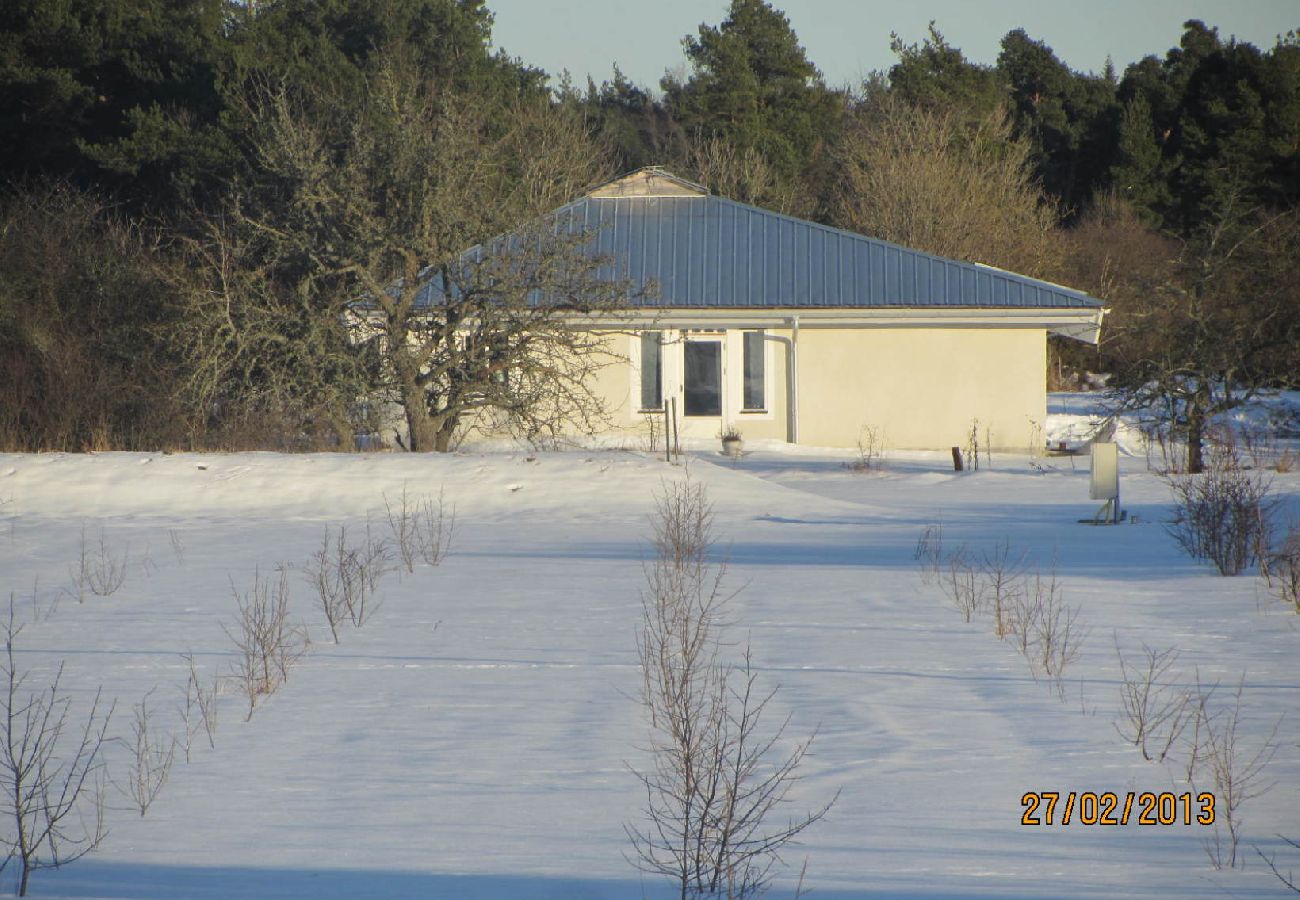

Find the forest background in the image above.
[{"left": 1, "top": 0, "right": 1296, "bottom": 468}]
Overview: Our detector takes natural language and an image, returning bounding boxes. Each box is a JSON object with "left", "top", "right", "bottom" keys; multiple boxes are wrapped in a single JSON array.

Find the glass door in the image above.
[{"left": 683, "top": 339, "right": 722, "bottom": 417}]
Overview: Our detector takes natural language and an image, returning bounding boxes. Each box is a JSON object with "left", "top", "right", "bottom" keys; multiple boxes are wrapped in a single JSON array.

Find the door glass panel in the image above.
[{"left": 683, "top": 341, "right": 721, "bottom": 417}]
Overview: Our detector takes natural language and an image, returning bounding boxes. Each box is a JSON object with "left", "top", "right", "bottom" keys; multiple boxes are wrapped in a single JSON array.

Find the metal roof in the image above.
[
  {"left": 549, "top": 188, "right": 1101, "bottom": 311},
  {"left": 411, "top": 170, "right": 1103, "bottom": 314}
]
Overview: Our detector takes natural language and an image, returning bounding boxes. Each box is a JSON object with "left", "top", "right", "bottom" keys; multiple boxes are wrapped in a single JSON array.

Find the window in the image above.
[
  {"left": 640, "top": 331, "right": 662, "bottom": 410},
  {"left": 742, "top": 331, "right": 765, "bottom": 411}
]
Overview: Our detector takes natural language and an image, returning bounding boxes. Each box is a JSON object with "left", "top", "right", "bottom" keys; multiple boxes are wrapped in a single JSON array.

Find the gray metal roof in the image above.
[{"left": 551, "top": 192, "right": 1102, "bottom": 311}]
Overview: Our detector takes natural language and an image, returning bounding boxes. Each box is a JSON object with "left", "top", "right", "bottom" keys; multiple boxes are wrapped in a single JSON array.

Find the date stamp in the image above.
[{"left": 1021, "top": 791, "right": 1215, "bottom": 826}]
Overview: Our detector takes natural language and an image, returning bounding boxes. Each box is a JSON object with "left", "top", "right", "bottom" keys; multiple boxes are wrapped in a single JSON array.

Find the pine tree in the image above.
[
  {"left": 661, "top": 0, "right": 842, "bottom": 185},
  {"left": 997, "top": 28, "right": 1118, "bottom": 214},
  {"left": 1109, "top": 93, "right": 1171, "bottom": 220}
]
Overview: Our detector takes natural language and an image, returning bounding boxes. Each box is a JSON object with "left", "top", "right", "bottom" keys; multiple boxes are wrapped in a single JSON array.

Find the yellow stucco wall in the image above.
[
  {"left": 795, "top": 326, "right": 1046, "bottom": 451},
  {"left": 457, "top": 325, "right": 1046, "bottom": 453},
  {"left": 591, "top": 325, "right": 1046, "bottom": 451}
]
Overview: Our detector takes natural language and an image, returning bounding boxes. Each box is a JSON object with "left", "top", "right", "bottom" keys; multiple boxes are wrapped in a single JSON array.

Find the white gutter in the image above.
[{"left": 577, "top": 306, "right": 1105, "bottom": 345}]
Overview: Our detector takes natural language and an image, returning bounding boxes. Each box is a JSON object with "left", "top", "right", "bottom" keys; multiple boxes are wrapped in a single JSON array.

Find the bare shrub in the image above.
[
  {"left": 1026, "top": 568, "right": 1084, "bottom": 680},
  {"left": 844, "top": 425, "right": 886, "bottom": 473},
  {"left": 168, "top": 529, "right": 185, "bottom": 565},
  {"left": 137, "top": 545, "right": 158, "bottom": 580},
  {"left": 385, "top": 487, "right": 420, "bottom": 574},
  {"left": 114, "top": 689, "right": 175, "bottom": 817},
  {"left": 1199, "top": 677, "right": 1280, "bottom": 870},
  {"left": 914, "top": 523, "right": 943, "bottom": 585},
  {"left": 941, "top": 545, "right": 979, "bottom": 622},
  {"left": 1256, "top": 835, "right": 1300, "bottom": 893},
  {"left": 1165, "top": 444, "right": 1275, "bottom": 575},
  {"left": 1008, "top": 581, "right": 1038, "bottom": 659},
  {"left": 222, "top": 567, "right": 305, "bottom": 720},
  {"left": 1112, "top": 638, "right": 1193, "bottom": 762},
  {"left": 1239, "top": 423, "right": 1279, "bottom": 472},
  {"left": 1183, "top": 670, "right": 1217, "bottom": 782},
  {"left": 178, "top": 653, "right": 218, "bottom": 758},
  {"left": 978, "top": 540, "right": 1026, "bottom": 639},
  {"left": 1265, "top": 523, "right": 1300, "bottom": 613},
  {"left": 417, "top": 489, "right": 455, "bottom": 567},
  {"left": 963, "top": 419, "right": 981, "bottom": 472},
  {"left": 627, "top": 481, "right": 836, "bottom": 899},
  {"left": 84, "top": 526, "right": 127, "bottom": 597},
  {"left": 0, "top": 599, "right": 113, "bottom": 897},
  {"left": 1140, "top": 417, "right": 1185, "bottom": 476},
  {"left": 385, "top": 486, "right": 453, "bottom": 573},
  {"left": 306, "top": 528, "right": 353, "bottom": 644},
  {"left": 306, "top": 523, "right": 391, "bottom": 642},
  {"left": 1027, "top": 417, "right": 1043, "bottom": 459},
  {"left": 65, "top": 525, "right": 89, "bottom": 604}
]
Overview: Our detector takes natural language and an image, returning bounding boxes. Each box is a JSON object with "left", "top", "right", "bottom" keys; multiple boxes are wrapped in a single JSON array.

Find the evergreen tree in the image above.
[
  {"left": 997, "top": 28, "right": 1118, "bottom": 213},
  {"left": 578, "top": 67, "right": 685, "bottom": 174},
  {"left": 1109, "top": 93, "right": 1171, "bottom": 220},
  {"left": 0, "top": 0, "right": 232, "bottom": 210},
  {"left": 1113, "top": 22, "right": 1300, "bottom": 237},
  {"left": 661, "top": 0, "right": 842, "bottom": 183},
  {"left": 886, "top": 23, "right": 1006, "bottom": 121}
]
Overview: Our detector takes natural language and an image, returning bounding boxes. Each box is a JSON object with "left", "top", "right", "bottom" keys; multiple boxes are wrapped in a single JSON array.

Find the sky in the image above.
[{"left": 486, "top": 0, "right": 1299, "bottom": 91}]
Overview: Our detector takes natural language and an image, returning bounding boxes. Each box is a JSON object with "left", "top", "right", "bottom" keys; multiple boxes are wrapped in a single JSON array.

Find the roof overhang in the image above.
[{"left": 570, "top": 306, "right": 1105, "bottom": 345}]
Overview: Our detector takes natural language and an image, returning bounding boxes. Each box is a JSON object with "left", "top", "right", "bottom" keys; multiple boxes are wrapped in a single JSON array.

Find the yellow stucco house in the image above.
[{"left": 552, "top": 168, "right": 1103, "bottom": 452}]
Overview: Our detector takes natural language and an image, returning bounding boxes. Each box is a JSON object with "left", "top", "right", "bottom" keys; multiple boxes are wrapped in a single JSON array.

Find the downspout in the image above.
[
  {"left": 759, "top": 319, "right": 800, "bottom": 445},
  {"left": 789, "top": 315, "right": 800, "bottom": 444}
]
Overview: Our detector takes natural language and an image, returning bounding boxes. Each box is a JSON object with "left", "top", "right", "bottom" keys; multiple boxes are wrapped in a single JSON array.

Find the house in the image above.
[{"left": 545, "top": 167, "right": 1104, "bottom": 452}]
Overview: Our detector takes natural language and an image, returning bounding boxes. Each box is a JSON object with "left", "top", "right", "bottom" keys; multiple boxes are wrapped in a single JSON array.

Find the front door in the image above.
[{"left": 680, "top": 337, "right": 723, "bottom": 438}]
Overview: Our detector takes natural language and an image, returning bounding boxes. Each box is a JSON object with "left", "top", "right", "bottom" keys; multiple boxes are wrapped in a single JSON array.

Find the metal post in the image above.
[{"left": 663, "top": 402, "right": 670, "bottom": 463}]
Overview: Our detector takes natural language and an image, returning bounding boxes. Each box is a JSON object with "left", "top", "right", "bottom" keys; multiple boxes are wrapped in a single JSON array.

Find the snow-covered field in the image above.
[{"left": 1, "top": 406, "right": 1297, "bottom": 898}]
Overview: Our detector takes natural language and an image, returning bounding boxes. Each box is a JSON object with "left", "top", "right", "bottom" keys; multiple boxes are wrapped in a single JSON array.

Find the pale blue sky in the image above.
[{"left": 486, "top": 0, "right": 1298, "bottom": 90}]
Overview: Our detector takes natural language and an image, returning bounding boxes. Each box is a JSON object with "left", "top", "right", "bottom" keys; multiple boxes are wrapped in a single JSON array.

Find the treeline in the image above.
[{"left": 1, "top": 0, "right": 1297, "bottom": 454}]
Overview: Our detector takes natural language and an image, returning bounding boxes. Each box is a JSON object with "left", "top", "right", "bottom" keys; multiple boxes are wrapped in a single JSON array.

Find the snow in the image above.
[{"left": 0, "top": 415, "right": 1297, "bottom": 898}]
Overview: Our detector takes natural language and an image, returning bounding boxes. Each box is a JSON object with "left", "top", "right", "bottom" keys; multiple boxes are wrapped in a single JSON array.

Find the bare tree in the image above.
[
  {"left": 828, "top": 95, "right": 1061, "bottom": 279},
  {"left": 114, "top": 689, "right": 174, "bottom": 817},
  {"left": 178, "top": 652, "right": 218, "bottom": 758},
  {"left": 627, "top": 481, "right": 835, "bottom": 899},
  {"left": 1024, "top": 568, "right": 1085, "bottom": 681},
  {"left": 0, "top": 599, "right": 113, "bottom": 897},
  {"left": 416, "top": 490, "right": 455, "bottom": 568},
  {"left": 164, "top": 210, "right": 372, "bottom": 450},
  {"left": 685, "top": 135, "right": 799, "bottom": 214},
  {"left": 913, "top": 523, "right": 943, "bottom": 585},
  {"left": 941, "top": 545, "right": 980, "bottom": 623},
  {"left": 1112, "top": 639, "right": 1193, "bottom": 762},
  {"left": 223, "top": 567, "right": 305, "bottom": 720},
  {"left": 1267, "top": 523, "right": 1300, "bottom": 612},
  {"left": 1257, "top": 835, "right": 1300, "bottom": 893},
  {"left": 385, "top": 487, "right": 454, "bottom": 575},
  {"left": 225, "top": 49, "right": 634, "bottom": 452},
  {"left": 306, "top": 527, "right": 356, "bottom": 643},
  {"left": 1086, "top": 200, "right": 1300, "bottom": 473},
  {"left": 978, "top": 540, "right": 1026, "bottom": 639},
  {"left": 1199, "top": 676, "right": 1280, "bottom": 870}
]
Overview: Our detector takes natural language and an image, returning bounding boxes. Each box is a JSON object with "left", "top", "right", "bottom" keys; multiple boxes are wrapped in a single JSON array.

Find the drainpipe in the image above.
[
  {"left": 762, "top": 320, "right": 801, "bottom": 445},
  {"left": 789, "top": 315, "right": 800, "bottom": 444}
]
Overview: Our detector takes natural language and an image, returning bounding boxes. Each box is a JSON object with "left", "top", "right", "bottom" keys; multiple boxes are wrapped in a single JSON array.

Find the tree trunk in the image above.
[
  {"left": 1186, "top": 397, "right": 1206, "bottom": 474},
  {"left": 400, "top": 380, "right": 437, "bottom": 452},
  {"left": 433, "top": 416, "right": 458, "bottom": 452}
]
